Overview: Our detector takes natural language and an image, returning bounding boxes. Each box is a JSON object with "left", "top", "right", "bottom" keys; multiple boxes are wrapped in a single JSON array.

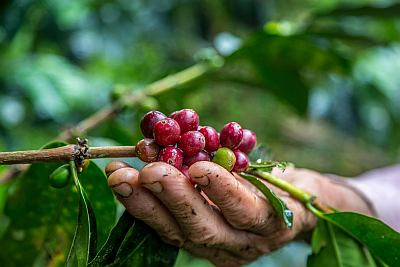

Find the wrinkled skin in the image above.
[{"left": 106, "top": 161, "right": 372, "bottom": 267}]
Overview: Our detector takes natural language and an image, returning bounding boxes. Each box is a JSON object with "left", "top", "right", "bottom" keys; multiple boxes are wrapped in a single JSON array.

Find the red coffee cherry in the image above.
[
  {"left": 220, "top": 122, "right": 243, "bottom": 149},
  {"left": 169, "top": 109, "right": 199, "bottom": 133},
  {"left": 178, "top": 131, "right": 205, "bottom": 156},
  {"left": 238, "top": 129, "right": 257, "bottom": 154},
  {"left": 158, "top": 146, "right": 184, "bottom": 169},
  {"left": 135, "top": 138, "right": 160, "bottom": 163},
  {"left": 232, "top": 150, "right": 249, "bottom": 172},
  {"left": 153, "top": 118, "right": 181, "bottom": 146},
  {"left": 183, "top": 151, "right": 210, "bottom": 166},
  {"left": 198, "top": 126, "right": 219, "bottom": 152},
  {"left": 140, "top": 111, "right": 167, "bottom": 138}
]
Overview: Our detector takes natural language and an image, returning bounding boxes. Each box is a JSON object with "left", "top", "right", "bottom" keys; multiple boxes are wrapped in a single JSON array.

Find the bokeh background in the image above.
[{"left": 0, "top": 0, "right": 400, "bottom": 266}]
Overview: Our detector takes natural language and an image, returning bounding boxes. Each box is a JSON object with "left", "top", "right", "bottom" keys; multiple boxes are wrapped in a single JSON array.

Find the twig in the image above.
[{"left": 0, "top": 145, "right": 137, "bottom": 165}]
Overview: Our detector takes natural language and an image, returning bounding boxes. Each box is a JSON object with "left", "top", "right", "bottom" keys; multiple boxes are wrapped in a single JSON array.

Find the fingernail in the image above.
[
  {"left": 143, "top": 182, "right": 163, "bottom": 193},
  {"left": 111, "top": 183, "right": 133, "bottom": 198},
  {"left": 193, "top": 175, "right": 210, "bottom": 187}
]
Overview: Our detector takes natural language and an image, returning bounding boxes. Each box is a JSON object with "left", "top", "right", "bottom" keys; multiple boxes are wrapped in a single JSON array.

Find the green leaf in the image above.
[
  {"left": 78, "top": 160, "right": 117, "bottom": 248},
  {"left": 121, "top": 229, "right": 179, "bottom": 267},
  {"left": 112, "top": 218, "right": 178, "bottom": 267},
  {"left": 228, "top": 32, "right": 349, "bottom": 113},
  {"left": 88, "top": 211, "right": 134, "bottom": 266},
  {"left": 89, "top": 210, "right": 178, "bottom": 267},
  {"left": 308, "top": 220, "right": 375, "bottom": 267},
  {"left": 0, "top": 141, "right": 79, "bottom": 266},
  {"left": 320, "top": 212, "right": 400, "bottom": 266},
  {"left": 66, "top": 162, "right": 98, "bottom": 266},
  {"left": 239, "top": 173, "right": 293, "bottom": 228},
  {"left": 0, "top": 141, "right": 117, "bottom": 266},
  {"left": 110, "top": 218, "right": 151, "bottom": 266}
]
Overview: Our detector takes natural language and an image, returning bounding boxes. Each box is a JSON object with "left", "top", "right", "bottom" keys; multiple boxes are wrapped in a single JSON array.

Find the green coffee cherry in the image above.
[
  {"left": 49, "top": 164, "right": 70, "bottom": 188},
  {"left": 212, "top": 147, "right": 236, "bottom": 171}
]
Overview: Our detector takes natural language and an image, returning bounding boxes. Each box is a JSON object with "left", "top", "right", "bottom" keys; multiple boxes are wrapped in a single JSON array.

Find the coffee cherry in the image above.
[
  {"left": 233, "top": 150, "right": 249, "bottom": 172},
  {"left": 153, "top": 118, "right": 181, "bottom": 146},
  {"left": 49, "top": 164, "right": 70, "bottom": 188},
  {"left": 140, "top": 111, "right": 167, "bottom": 138},
  {"left": 183, "top": 151, "right": 211, "bottom": 166},
  {"left": 135, "top": 138, "right": 160, "bottom": 163},
  {"left": 220, "top": 122, "right": 243, "bottom": 149},
  {"left": 158, "top": 146, "right": 184, "bottom": 169},
  {"left": 212, "top": 147, "right": 236, "bottom": 171},
  {"left": 238, "top": 129, "right": 257, "bottom": 154},
  {"left": 169, "top": 109, "right": 199, "bottom": 133},
  {"left": 178, "top": 131, "right": 205, "bottom": 156},
  {"left": 198, "top": 126, "right": 219, "bottom": 152},
  {"left": 105, "top": 161, "right": 131, "bottom": 177}
]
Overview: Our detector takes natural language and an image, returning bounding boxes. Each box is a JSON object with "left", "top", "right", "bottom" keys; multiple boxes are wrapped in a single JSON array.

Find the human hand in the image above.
[{"left": 106, "top": 161, "right": 372, "bottom": 266}]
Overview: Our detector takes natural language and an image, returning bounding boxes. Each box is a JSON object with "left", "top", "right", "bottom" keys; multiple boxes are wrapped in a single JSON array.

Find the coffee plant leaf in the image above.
[
  {"left": 111, "top": 218, "right": 178, "bottom": 267},
  {"left": 228, "top": 32, "right": 350, "bottom": 114},
  {"left": 319, "top": 211, "right": 400, "bottom": 266},
  {"left": 89, "top": 209, "right": 178, "bottom": 267},
  {"left": 120, "top": 228, "right": 179, "bottom": 267},
  {"left": 307, "top": 220, "right": 376, "bottom": 267},
  {"left": 0, "top": 141, "right": 79, "bottom": 266},
  {"left": 77, "top": 160, "right": 117, "bottom": 247},
  {"left": 88, "top": 210, "right": 134, "bottom": 266},
  {"left": 240, "top": 173, "right": 293, "bottom": 228},
  {"left": 66, "top": 163, "right": 98, "bottom": 266},
  {"left": 0, "top": 142, "right": 117, "bottom": 266}
]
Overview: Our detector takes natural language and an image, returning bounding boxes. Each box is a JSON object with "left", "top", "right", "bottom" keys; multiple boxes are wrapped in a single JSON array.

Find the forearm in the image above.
[
  {"left": 344, "top": 165, "right": 400, "bottom": 232},
  {"left": 322, "top": 177, "right": 375, "bottom": 215}
]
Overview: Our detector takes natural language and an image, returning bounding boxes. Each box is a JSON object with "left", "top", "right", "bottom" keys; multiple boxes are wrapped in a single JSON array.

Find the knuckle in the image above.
[{"left": 228, "top": 197, "right": 268, "bottom": 230}]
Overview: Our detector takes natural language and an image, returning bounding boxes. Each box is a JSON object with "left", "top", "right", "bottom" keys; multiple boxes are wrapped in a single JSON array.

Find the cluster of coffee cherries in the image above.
[{"left": 135, "top": 109, "right": 257, "bottom": 178}]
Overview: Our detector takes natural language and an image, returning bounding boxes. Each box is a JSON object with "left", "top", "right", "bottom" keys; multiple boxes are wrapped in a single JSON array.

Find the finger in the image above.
[
  {"left": 105, "top": 160, "right": 132, "bottom": 177},
  {"left": 139, "top": 162, "right": 261, "bottom": 259},
  {"left": 107, "top": 167, "right": 185, "bottom": 246},
  {"left": 189, "top": 161, "right": 284, "bottom": 235}
]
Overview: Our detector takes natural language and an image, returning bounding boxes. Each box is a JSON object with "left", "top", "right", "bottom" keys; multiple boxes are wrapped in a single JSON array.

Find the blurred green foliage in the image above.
[
  {"left": 1, "top": 0, "right": 399, "bottom": 176},
  {"left": 1, "top": 0, "right": 400, "bottom": 266}
]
